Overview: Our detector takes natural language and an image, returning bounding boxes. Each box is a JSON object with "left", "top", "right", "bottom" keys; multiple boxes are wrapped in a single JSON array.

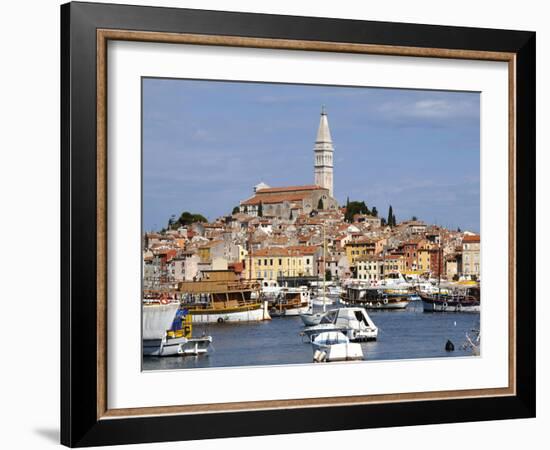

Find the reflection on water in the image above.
[{"left": 142, "top": 302, "right": 480, "bottom": 371}]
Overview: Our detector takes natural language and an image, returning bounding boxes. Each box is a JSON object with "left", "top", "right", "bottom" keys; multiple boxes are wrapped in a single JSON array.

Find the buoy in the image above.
[{"left": 445, "top": 339, "right": 455, "bottom": 351}]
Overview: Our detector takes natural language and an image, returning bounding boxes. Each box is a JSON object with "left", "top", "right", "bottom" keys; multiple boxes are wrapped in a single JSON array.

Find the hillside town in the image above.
[{"left": 143, "top": 108, "right": 479, "bottom": 289}]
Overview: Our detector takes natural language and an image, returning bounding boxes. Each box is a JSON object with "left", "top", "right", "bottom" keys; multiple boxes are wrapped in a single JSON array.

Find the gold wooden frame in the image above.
[{"left": 96, "top": 29, "right": 516, "bottom": 420}]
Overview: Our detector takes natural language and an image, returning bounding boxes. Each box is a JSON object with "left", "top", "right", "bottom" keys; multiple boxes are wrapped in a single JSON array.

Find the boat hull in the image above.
[
  {"left": 341, "top": 297, "right": 410, "bottom": 310},
  {"left": 421, "top": 296, "right": 480, "bottom": 313},
  {"left": 312, "top": 343, "right": 364, "bottom": 362},
  {"left": 189, "top": 304, "right": 268, "bottom": 323},
  {"left": 270, "top": 304, "right": 310, "bottom": 317}
]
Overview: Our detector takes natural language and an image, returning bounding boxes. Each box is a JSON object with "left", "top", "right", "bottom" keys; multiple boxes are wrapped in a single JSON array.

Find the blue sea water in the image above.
[{"left": 143, "top": 302, "right": 480, "bottom": 371}]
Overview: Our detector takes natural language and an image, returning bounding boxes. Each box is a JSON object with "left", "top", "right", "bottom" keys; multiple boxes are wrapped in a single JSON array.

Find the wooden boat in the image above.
[
  {"left": 421, "top": 286, "right": 480, "bottom": 313},
  {"left": 177, "top": 270, "right": 270, "bottom": 323},
  {"left": 269, "top": 287, "right": 310, "bottom": 317},
  {"left": 341, "top": 284, "right": 410, "bottom": 310}
]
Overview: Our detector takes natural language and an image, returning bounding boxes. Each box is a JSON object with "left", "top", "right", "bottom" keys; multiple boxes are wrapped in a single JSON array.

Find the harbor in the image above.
[{"left": 143, "top": 299, "right": 480, "bottom": 370}]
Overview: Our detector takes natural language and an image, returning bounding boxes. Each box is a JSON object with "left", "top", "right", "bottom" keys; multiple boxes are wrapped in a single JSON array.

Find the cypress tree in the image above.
[{"left": 387, "top": 205, "right": 393, "bottom": 227}]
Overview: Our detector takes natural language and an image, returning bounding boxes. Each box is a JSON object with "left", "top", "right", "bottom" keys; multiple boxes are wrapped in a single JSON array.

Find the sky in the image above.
[{"left": 143, "top": 78, "right": 480, "bottom": 232}]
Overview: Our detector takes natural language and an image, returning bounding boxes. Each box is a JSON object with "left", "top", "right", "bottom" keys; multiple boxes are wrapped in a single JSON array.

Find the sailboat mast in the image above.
[{"left": 323, "top": 222, "right": 327, "bottom": 312}]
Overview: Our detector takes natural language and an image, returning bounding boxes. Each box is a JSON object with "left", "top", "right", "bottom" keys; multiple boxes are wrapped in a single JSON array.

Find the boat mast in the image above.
[
  {"left": 323, "top": 222, "right": 327, "bottom": 312},
  {"left": 438, "top": 234, "right": 442, "bottom": 296}
]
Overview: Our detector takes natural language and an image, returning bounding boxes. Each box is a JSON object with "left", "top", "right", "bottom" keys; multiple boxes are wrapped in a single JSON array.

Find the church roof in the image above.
[
  {"left": 241, "top": 192, "right": 308, "bottom": 206},
  {"left": 256, "top": 185, "right": 324, "bottom": 194},
  {"left": 316, "top": 108, "right": 333, "bottom": 143}
]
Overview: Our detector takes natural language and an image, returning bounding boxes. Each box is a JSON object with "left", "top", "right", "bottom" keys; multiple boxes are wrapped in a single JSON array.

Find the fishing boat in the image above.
[
  {"left": 312, "top": 331, "right": 364, "bottom": 362},
  {"left": 421, "top": 285, "right": 480, "bottom": 312},
  {"left": 302, "top": 307, "right": 378, "bottom": 342},
  {"left": 177, "top": 270, "right": 270, "bottom": 323},
  {"left": 341, "top": 284, "right": 410, "bottom": 310},
  {"left": 269, "top": 286, "right": 311, "bottom": 317}
]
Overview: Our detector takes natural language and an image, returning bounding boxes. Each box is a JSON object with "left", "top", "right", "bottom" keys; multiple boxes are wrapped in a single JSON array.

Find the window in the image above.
[
  {"left": 278, "top": 258, "right": 282, "bottom": 265},
  {"left": 270, "top": 259, "right": 273, "bottom": 266},
  {"left": 306, "top": 258, "right": 310, "bottom": 264},
  {"left": 258, "top": 260, "right": 261, "bottom": 266}
]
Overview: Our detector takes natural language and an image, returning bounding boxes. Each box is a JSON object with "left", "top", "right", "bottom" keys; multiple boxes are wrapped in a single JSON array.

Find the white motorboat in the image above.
[
  {"left": 300, "top": 310, "right": 324, "bottom": 326},
  {"left": 312, "top": 331, "right": 364, "bottom": 362},
  {"left": 311, "top": 295, "right": 334, "bottom": 306},
  {"left": 302, "top": 307, "right": 378, "bottom": 342}
]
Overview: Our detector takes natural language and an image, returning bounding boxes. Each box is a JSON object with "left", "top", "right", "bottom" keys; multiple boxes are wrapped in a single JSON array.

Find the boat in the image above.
[
  {"left": 300, "top": 311, "right": 324, "bottom": 326},
  {"left": 311, "top": 295, "right": 334, "bottom": 306},
  {"left": 302, "top": 307, "right": 378, "bottom": 342},
  {"left": 269, "top": 286, "right": 311, "bottom": 317},
  {"left": 142, "top": 300, "right": 180, "bottom": 356},
  {"left": 261, "top": 279, "right": 283, "bottom": 300},
  {"left": 143, "top": 306, "right": 213, "bottom": 356},
  {"left": 312, "top": 331, "right": 364, "bottom": 362},
  {"left": 341, "top": 284, "right": 410, "bottom": 310},
  {"left": 421, "top": 286, "right": 480, "bottom": 312},
  {"left": 176, "top": 270, "right": 271, "bottom": 323}
]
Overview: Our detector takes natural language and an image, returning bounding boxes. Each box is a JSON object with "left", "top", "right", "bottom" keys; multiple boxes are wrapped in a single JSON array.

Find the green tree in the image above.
[
  {"left": 317, "top": 198, "right": 324, "bottom": 210},
  {"left": 174, "top": 211, "right": 207, "bottom": 227},
  {"left": 411, "top": 215, "right": 418, "bottom": 221},
  {"left": 232, "top": 206, "right": 240, "bottom": 215},
  {"left": 392, "top": 213, "right": 397, "bottom": 226},
  {"left": 381, "top": 217, "right": 387, "bottom": 226},
  {"left": 371, "top": 206, "right": 378, "bottom": 217},
  {"left": 258, "top": 202, "right": 263, "bottom": 217},
  {"left": 387, "top": 205, "right": 393, "bottom": 227},
  {"left": 345, "top": 200, "right": 370, "bottom": 222}
]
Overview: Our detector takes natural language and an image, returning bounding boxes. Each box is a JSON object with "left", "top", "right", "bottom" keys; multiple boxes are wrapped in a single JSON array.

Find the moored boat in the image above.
[
  {"left": 142, "top": 301, "right": 180, "bottom": 356},
  {"left": 341, "top": 284, "right": 410, "bottom": 310},
  {"left": 421, "top": 286, "right": 480, "bottom": 313},
  {"left": 302, "top": 307, "right": 378, "bottom": 342},
  {"left": 269, "top": 286, "right": 311, "bottom": 317},
  {"left": 312, "top": 331, "right": 364, "bottom": 362},
  {"left": 177, "top": 270, "right": 271, "bottom": 323}
]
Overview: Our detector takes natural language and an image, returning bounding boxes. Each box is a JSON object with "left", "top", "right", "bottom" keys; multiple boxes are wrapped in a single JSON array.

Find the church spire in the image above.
[
  {"left": 316, "top": 106, "right": 332, "bottom": 143},
  {"left": 314, "top": 107, "right": 334, "bottom": 197}
]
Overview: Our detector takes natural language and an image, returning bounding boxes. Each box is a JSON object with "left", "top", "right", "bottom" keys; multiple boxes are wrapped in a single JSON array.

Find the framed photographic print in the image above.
[{"left": 61, "top": 1, "right": 536, "bottom": 447}]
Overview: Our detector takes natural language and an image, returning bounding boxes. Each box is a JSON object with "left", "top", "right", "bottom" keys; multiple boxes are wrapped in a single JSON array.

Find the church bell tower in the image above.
[{"left": 314, "top": 106, "right": 334, "bottom": 197}]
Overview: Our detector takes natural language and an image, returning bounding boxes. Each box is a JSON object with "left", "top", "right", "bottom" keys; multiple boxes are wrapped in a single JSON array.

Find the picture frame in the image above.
[{"left": 60, "top": 1, "right": 536, "bottom": 447}]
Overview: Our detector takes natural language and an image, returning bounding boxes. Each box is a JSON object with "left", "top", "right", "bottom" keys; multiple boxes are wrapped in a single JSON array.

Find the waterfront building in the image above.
[
  {"left": 345, "top": 237, "right": 377, "bottom": 265},
  {"left": 461, "top": 234, "right": 480, "bottom": 278},
  {"left": 249, "top": 245, "right": 319, "bottom": 281},
  {"left": 355, "top": 255, "right": 384, "bottom": 281},
  {"left": 383, "top": 254, "right": 406, "bottom": 276}
]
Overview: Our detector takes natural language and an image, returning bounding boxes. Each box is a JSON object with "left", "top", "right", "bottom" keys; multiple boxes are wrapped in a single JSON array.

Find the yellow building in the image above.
[
  {"left": 355, "top": 255, "right": 384, "bottom": 281},
  {"left": 250, "top": 246, "right": 318, "bottom": 281},
  {"left": 345, "top": 237, "right": 376, "bottom": 265},
  {"left": 383, "top": 254, "right": 406, "bottom": 276},
  {"left": 417, "top": 247, "right": 432, "bottom": 273}
]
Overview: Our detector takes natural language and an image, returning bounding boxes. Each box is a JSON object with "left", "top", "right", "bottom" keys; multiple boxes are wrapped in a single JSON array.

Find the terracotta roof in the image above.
[
  {"left": 255, "top": 185, "right": 324, "bottom": 194},
  {"left": 241, "top": 193, "right": 308, "bottom": 206},
  {"left": 462, "top": 234, "right": 480, "bottom": 243},
  {"left": 251, "top": 245, "right": 319, "bottom": 257}
]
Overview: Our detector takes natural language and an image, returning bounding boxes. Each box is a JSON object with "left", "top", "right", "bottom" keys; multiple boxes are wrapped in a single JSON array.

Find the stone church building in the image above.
[{"left": 239, "top": 108, "right": 338, "bottom": 219}]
